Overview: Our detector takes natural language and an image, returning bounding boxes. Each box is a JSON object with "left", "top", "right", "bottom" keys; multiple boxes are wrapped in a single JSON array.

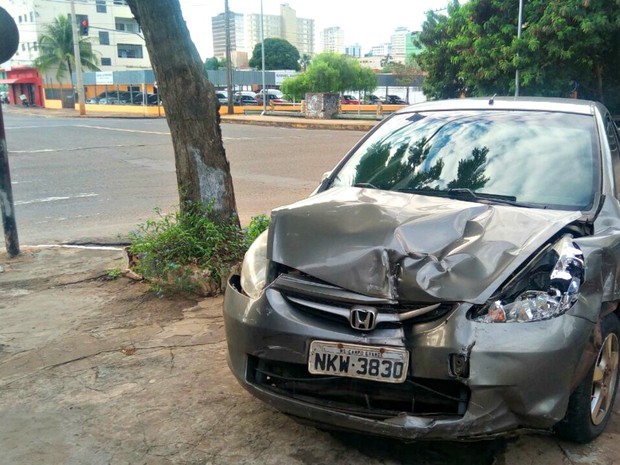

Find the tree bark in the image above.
[{"left": 126, "top": 0, "right": 238, "bottom": 225}]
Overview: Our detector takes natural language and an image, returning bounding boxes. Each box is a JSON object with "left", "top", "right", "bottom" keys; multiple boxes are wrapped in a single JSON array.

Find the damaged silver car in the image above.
[{"left": 224, "top": 97, "right": 620, "bottom": 442}]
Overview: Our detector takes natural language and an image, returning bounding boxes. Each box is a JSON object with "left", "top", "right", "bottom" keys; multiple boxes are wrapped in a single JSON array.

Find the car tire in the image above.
[{"left": 555, "top": 312, "right": 620, "bottom": 443}]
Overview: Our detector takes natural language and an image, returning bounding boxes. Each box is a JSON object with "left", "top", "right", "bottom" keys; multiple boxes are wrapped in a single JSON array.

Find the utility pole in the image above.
[
  {"left": 70, "top": 0, "right": 86, "bottom": 115},
  {"left": 515, "top": 0, "right": 524, "bottom": 97},
  {"left": 260, "top": 0, "right": 266, "bottom": 115},
  {"left": 224, "top": 0, "right": 234, "bottom": 114},
  {"left": 0, "top": 106, "right": 19, "bottom": 257},
  {"left": 0, "top": 6, "right": 19, "bottom": 257}
]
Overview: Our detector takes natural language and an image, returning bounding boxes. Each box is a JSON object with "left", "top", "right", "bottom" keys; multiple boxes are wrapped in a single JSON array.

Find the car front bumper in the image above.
[{"left": 223, "top": 276, "right": 595, "bottom": 440}]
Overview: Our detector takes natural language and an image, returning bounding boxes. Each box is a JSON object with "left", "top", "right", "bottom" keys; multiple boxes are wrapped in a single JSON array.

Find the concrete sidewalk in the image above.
[{"left": 1, "top": 103, "right": 379, "bottom": 131}]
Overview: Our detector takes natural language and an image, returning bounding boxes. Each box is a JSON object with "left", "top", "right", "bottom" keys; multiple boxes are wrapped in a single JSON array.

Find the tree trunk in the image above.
[
  {"left": 126, "top": 0, "right": 238, "bottom": 225},
  {"left": 595, "top": 62, "right": 604, "bottom": 104}
]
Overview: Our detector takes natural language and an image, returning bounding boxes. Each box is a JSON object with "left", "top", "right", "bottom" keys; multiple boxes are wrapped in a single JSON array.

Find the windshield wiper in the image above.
[
  {"left": 396, "top": 187, "right": 450, "bottom": 197},
  {"left": 447, "top": 188, "right": 523, "bottom": 206},
  {"left": 397, "top": 187, "right": 529, "bottom": 207}
]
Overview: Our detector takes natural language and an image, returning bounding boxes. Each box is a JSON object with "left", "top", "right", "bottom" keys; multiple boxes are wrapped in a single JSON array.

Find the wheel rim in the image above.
[{"left": 591, "top": 332, "right": 620, "bottom": 426}]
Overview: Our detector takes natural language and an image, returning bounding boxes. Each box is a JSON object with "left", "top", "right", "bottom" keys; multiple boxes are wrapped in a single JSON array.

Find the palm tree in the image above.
[
  {"left": 299, "top": 54, "right": 311, "bottom": 72},
  {"left": 33, "top": 15, "right": 100, "bottom": 104}
]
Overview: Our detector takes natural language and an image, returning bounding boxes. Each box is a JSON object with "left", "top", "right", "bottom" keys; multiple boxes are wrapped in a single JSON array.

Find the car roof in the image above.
[{"left": 398, "top": 97, "right": 601, "bottom": 116}]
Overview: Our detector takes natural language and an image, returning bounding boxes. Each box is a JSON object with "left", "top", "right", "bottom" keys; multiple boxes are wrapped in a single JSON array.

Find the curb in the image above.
[
  {"left": 220, "top": 116, "right": 377, "bottom": 131},
  {"left": 3, "top": 104, "right": 379, "bottom": 131}
]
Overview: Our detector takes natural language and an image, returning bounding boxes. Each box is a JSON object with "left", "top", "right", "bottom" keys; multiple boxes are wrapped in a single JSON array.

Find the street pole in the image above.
[
  {"left": 224, "top": 0, "right": 234, "bottom": 114},
  {"left": 0, "top": 105, "right": 19, "bottom": 257},
  {"left": 260, "top": 0, "right": 266, "bottom": 115},
  {"left": 70, "top": 0, "right": 86, "bottom": 115},
  {"left": 515, "top": 0, "right": 524, "bottom": 97}
]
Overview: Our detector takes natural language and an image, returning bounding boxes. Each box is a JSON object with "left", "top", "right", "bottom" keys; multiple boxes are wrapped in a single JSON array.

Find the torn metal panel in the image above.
[{"left": 269, "top": 187, "right": 580, "bottom": 304}]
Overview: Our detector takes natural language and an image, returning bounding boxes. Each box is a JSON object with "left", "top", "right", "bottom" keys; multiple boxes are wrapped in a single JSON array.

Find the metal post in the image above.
[
  {"left": 224, "top": 0, "right": 234, "bottom": 114},
  {"left": 515, "top": 0, "right": 524, "bottom": 97},
  {"left": 70, "top": 0, "right": 86, "bottom": 115},
  {"left": 260, "top": 0, "right": 266, "bottom": 115},
  {"left": 0, "top": 105, "right": 19, "bottom": 257}
]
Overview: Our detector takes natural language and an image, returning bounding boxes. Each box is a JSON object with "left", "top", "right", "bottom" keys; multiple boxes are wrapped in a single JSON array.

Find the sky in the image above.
[{"left": 178, "top": 0, "right": 451, "bottom": 60}]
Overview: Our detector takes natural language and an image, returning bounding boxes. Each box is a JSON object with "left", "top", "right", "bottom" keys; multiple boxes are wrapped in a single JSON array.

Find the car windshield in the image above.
[{"left": 330, "top": 110, "right": 599, "bottom": 210}]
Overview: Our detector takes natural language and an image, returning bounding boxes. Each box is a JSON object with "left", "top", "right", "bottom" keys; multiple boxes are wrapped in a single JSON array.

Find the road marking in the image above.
[
  {"left": 76, "top": 124, "right": 171, "bottom": 135},
  {"left": 10, "top": 149, "right": 56, "bottom": 153},
  {"left": 15, "top": 193, "right": 99, "bottom": 205},
  {"left": 10, "top": 144, "right": 160, "bottom": 154}
]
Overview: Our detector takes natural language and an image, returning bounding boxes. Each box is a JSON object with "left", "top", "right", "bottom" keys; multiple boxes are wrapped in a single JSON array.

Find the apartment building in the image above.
[
  {"left": 3, "top": 0, "right": 150, "bottom": 71},
  {"left": 321, "top": 26, "right": 344, "bottom": 54},
  {"left": 211, "top": 11, "right": 245, "bottom": 58},
  {"left": 215, "top": 3, "right": 315, "bottom": 60}
]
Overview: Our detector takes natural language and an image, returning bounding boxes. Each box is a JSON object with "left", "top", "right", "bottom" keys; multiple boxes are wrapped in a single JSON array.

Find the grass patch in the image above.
[{"left": 129, "top": 202, "right": 269, "bottom": 295}]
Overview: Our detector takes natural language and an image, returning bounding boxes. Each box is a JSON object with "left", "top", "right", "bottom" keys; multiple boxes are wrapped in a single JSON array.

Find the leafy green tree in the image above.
[
  {"left": 299, "top": 53, "right": 312, "bottom": 71},
  {"left": 281, "top": 73, "right": 309, "bottom": 101},
  {"left": 390, "top": 58, "right": 424, "bottom": 102},
  {"left": 204, "top": 57, "right": 220, "bottom": 70},
  {"left": 282, "top": 53, "right": 377, "bottom": 95},
  {"left": 33, "top": 15, "right": 99, "bottom": 96},
  {"left": 249, "top": 38, "right": 301, "bottom": 70},
  {"left": 418, "top": 0, "right": 620, "bottom": 111},
  {"left": 417, "top": 1, "right": 469, "bottom": 99}
]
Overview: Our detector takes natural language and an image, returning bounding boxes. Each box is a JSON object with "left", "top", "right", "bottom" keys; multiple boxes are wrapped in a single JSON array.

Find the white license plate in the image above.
[{"left": 308, "top": 340, "right": 409, "bottom": 383}]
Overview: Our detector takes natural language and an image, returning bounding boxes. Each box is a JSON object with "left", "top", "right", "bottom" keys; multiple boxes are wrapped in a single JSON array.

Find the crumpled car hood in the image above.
[{"left": 268, "top": 187, "right": 582, "bottom": 304}]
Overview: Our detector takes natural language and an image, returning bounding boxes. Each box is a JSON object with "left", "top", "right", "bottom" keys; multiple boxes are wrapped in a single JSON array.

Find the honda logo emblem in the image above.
[{"left": 349, "top": 306, "right": 378, "bottom": 331}]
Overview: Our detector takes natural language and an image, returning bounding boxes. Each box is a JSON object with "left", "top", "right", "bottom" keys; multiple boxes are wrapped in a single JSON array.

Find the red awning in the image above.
[{"left": 0, "top": 78, "right": 36, "bottom": 84}]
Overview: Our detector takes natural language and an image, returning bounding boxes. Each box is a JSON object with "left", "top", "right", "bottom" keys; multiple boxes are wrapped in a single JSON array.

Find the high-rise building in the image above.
[
  {"left": 345, "top": 43, "right": 362, "bottom": 58},
  {"left": 321, "top": 27, "right": 344, "bottom": 54},
  {"left": 3, "top": 0, "right": 150, "bottom": 71},
  {"left": 211, "top": 11, "right": 245, "bottom": 59},
  {"left": 232, "top": 4, "right": 315, "bottom": 59},
  {"left": 370, "top": 43, "right": 392, "bottom": 58},
  {"left": 391, "top": 26, "right": 411, "bottom": 63},
  {"left": 295, "top": 16, "right": 315, "bottom": 57},
  {"left": 245, "top": 13, "right": 281, "bottom": 55}
]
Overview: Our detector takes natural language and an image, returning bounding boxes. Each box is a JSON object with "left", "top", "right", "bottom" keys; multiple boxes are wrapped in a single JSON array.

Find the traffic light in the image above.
[{"left": 80, "top": 19, "right": 89, "bottom": 36}]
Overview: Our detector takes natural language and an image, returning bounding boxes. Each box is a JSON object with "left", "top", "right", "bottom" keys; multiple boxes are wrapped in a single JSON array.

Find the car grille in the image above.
[
  {"left": 247, "top": 356, "right": 469, "bottom": 419},
  {"left": 270, "top": 271, "right": 456, "bottom": 329}
]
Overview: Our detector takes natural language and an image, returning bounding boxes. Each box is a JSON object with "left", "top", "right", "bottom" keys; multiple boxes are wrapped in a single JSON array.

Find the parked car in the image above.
[
  {"left": 341, "top": 94, "right": 360, "bottom": 105},
  {"left": 215, "top": 92, "right": 229, "bottom": 105},
  {"left": 234, "top": 94, "right": 259, "bottom": 106},
  {"left": 383, "top": 94, "right": 407, "bottom": 104},
  {"left": 256, "top": 89, "right": 287, "bottom": 105},
  {"left": 224, "top": 97, "right": 620, "bottom": 443},
  {"left": 129, "top": 93, "right": 159, "bottom": 105},
  {"left": 92, "top": 91, "right": 131, "bottom": 105},
  {"left": 365, "top": 94, "right": 382, "bottom": 104}
]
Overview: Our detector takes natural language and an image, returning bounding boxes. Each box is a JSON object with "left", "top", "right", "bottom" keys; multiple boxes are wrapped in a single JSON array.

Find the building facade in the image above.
[
  {"left": 390, "top": 26, "right": 411, "bottom": 63},
  {"left": 217, "top": 3, "right": 315, "bottom": 61},
  {"left": 211, "top": 11, "right": 245, "bottom": 59},
  {"left": 345, "top": 43, "right": 362, "bottom": 58},
  {"left": 245, "top": 13, "right": 281, "bottom": 55},
  {"left": 321, "top": 27, "right": 344, "bottom": 54},
  {"left": 2, "top": 0, "right": 150, "bottom": 72}
]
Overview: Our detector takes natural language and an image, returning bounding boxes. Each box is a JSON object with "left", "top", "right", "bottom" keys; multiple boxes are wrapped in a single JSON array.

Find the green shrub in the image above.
[{"left": 129, "top": 203, "right": 269, "bottom": 295}]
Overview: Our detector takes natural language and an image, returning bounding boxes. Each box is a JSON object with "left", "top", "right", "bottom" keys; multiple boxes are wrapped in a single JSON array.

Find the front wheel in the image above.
[{"left": 555, "top": 312, "right": 620, "bottom": 443}]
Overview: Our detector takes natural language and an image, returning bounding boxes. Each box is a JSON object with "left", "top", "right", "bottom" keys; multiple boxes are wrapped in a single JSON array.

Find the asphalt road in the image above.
[{"left": 2, "top": 110, "right": 365, "bottom": 246}]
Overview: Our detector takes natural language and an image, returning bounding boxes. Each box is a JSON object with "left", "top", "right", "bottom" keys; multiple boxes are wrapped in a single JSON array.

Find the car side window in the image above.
[{"left": 606, "top": 114, "right": 620, "bottom": 199}]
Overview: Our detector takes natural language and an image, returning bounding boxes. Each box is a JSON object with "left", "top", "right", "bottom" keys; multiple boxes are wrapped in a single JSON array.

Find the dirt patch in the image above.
[{"left": 2, "top": 247, "right": 620, "bottom": 464}]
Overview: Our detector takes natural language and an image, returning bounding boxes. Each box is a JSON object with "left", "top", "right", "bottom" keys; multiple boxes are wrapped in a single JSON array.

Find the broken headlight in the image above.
[
  {"left": 240, "top": 230, "right": 269, "bottom": 300},
  {"left": 473, "top": 235, "right": 584, "bottom": 323}
]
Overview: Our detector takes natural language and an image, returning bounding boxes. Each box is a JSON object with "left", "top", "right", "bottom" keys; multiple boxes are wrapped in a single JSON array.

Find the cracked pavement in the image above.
[{"left": 2, "top": 247, "right": 620, "bottom": 465}]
